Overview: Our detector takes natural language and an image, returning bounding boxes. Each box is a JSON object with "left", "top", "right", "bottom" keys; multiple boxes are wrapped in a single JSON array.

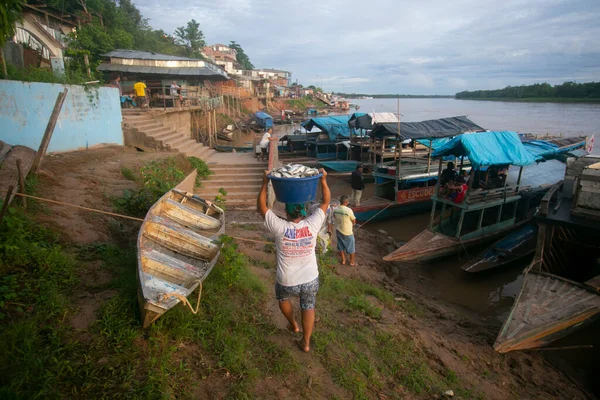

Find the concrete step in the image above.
[
  {"left": 207, "top": 172, "right": 263, "bottom": 180},
  {"left": 201, "top": 180, "right": 262, "bottom": 189},
  {"left": 170, "top": 140, "right": 198, "bottom": 152},
  {"left": 208, "top": 163, "right": 268, "bottom": 168},
  {"left": 130, "top": 120, "right": 164, "bottom": 130},
  {"left": 195, "top": 190, "right": 258, "bottom": 200},
  {"left": 153, "top": 131, "right": 182, "bottom": 143},
  {"left": 168, "top": 135, "right": 194, "bottom": 149},
  {"left": 210, "top": 165, "right": 266, "bottom": 173}
]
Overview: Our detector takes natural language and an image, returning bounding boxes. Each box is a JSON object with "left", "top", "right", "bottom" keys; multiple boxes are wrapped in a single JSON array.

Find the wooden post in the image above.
[
  {"left": 516, "top": 166, "right": 524, "bottom": 192},
  {"left": 427, "top": 142, "right": 433, "bottom": 173},
  {"left": 83, "top": 54, "right": 91, "bottom": 78},
  {"left": 0, "top": 186, "right": 14, "bottom": 225},
  {"left": 396, "top": 97, "right": 402, "bottom": 179},
  {"left": 31, "top": 89, "right": 68, "bottom": 174},
  {"left": 435, "top": 158, "right": 443, "bottom": 197},
  {"left": 16, "top": 159, "right": 27, "bottom": 209},
  {"left": 0, "top": 47, "right": 7, "bottom": 78},
  {"left": 213, "top": 110, "right": 217, "bottom": 146}
]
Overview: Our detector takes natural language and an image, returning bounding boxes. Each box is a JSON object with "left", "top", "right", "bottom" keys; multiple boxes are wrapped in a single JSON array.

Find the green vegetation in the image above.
[
  {"left": 0, "top": 203, "right": 300, "bottom": 397},
  {"left": 114, "top": 157, "right": 187, "bottom": 217},
  {"left": 187, "top": 156, "right": 212, "bottom": 186},
  {"left": 455, "top": 81, "right": 600, "bottom": 102},
  {"left": 229, "top": 41, "right": 254, "bottom": 70},
  {"left": 335, "top": 92, "right": 453, "bottom": 99},
  {"left": 285, "top": 96, "right": 325, "bottom": 110},
  {"left": 174, "top": 19, "right": 205, "bottom": 58},
  {"left": 2, "top": 0, "right": 255, "bottom": 82}
]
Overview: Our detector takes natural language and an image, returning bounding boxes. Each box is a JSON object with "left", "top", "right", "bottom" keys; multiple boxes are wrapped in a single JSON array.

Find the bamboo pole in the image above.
[
  {"left": 427, "top": 142, "right": 433, "bottom": 173},
  {"left": 16, "top": 160, "right": 26, "bottom": 209},
  {"left": 31, "top": 89, "right": 68, "bottom": 174},
  {"left": 0, "top": 186, "right": 14, "bottom": 225}
]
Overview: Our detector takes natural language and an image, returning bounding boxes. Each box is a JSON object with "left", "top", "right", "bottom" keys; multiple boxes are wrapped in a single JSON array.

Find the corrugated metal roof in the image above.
[
  {"left": 97, "top": 63, "right": 229, "bottom": 79},
  {"left": 101, "top": 49, "right": 202, "bottom": 61}
]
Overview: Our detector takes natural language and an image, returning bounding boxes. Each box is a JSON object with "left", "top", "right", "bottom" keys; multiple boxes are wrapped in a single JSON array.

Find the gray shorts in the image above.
[{"left": 275, "top": 277, "right": 319, "bottom": 310}]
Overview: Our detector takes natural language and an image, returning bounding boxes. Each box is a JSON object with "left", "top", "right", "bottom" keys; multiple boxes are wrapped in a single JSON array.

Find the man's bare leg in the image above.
[
  {"left": 349, "top": 253, "right": 356, "bottom": 266},
  {"left": 300, "top": 308, "right": 315, "bottom": 352},
  {"left": 339, "top": 251, "right": 346, "bottom": 265},
  {"left": 279, "top": 300, "right": 300, "bottom": 332}
]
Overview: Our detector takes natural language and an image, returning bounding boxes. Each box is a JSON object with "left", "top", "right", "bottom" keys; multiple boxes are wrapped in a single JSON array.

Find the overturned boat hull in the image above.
[{"left": 137, "top": 171, "right": 224, "bottom": 328}]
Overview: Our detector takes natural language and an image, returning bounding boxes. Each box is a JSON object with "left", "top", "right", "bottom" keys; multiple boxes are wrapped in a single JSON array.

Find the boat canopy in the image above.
[
  {"left": 302, "top": 115, "right": 355, "bottom": 141},
  {"left": 432, "top": 131, "right": 537, "bottom": 169},
  {"left": 254, "top": 111, "right": 273, "bottom": 128},
  {"left": 520, "top": 137, "right": 587, "bottom": 161},
  {"left": 370, "top": 116, "right": 484, "bottom": 140},
  {"left": 348, "top": 112, "right": 396, "bottom": 130}
]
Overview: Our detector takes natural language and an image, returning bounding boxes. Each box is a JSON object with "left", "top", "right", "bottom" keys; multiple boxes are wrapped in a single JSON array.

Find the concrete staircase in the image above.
[
  {"left": 122, "top": 109, "right": 216, "bottom": 160},
  {"left": 196, "top": 163, "right": 267, "bottom": 208}
]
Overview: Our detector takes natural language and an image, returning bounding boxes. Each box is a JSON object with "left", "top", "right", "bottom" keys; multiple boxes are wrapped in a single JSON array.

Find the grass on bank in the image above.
[{"left": 0, "top": 157, "right": 483, "bottom": 399}]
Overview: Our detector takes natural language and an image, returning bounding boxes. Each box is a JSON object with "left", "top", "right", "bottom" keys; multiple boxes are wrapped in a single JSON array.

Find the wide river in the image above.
[{"left": 351, "top": 98, "right": 600, "bottom": 150}]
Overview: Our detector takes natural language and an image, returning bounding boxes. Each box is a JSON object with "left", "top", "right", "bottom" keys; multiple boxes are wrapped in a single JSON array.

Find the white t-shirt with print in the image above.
[
  {"left": 260, "top": 132, "right": 271, "bottom": 148},
  {"left": 264, "top": 208, "right": 325, "bottom": 286}
]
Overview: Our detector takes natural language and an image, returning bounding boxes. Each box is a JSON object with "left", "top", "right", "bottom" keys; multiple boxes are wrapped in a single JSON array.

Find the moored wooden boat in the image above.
[
  {"left": 494, "top": 271, "right": 600, "bottom": 353},
  {"left": 214, "top": 144, "right": 254, "bottom": 153},
  {"left": 137, "top": 170, "right": 225, "bottom": 328},
  {"left": 494, "top": 157, "right": 600, "bottom": 352},
  {"left": 383, "top": 131, "right": 566, "bottom": 263},
  {"left": 461, "top": 224, "right": 537, "bottom": 273}
]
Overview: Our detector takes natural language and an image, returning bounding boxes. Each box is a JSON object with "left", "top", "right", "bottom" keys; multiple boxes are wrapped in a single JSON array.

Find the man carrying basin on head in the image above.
[{"left": 257, "top": 169, "right": 331, "bottom": 353}]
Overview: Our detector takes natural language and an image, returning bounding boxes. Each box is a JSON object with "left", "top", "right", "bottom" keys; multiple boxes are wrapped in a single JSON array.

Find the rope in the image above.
[
  {"left": 12, "top": 192, "right": 274, "bottom": 245},
  {"left": 13, "top": 192, "right": 145, "bottom": 222},
  {"left": 159, "top": 282, "right": 203, "bottom": 314},
  {"left": 355, "top": 201, "right": 395, "bottom": 231}
]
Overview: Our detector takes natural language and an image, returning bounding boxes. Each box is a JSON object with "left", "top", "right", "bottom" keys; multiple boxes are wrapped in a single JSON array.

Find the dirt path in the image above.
[{"left": 225, "top": 210, "right": 588, "bottom": 400}]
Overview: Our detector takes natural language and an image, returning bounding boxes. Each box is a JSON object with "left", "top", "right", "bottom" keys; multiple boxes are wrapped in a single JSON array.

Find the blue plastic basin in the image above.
[{"left": 268, "top": 173, "right": 323, "bottom": 203}]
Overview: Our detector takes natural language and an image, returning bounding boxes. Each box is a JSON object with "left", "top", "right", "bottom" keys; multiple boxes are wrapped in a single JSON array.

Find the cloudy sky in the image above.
[{"left": 134, "top": 0, "right": 600, "bottom": 95}]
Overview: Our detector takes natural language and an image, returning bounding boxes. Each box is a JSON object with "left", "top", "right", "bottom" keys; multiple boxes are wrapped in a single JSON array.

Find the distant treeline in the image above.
[
  {"left": 455, "top": 81, "right": 600, "bottom": 101},
  {"left": 335, "top": 93, "right": 453, "bottom": 99}
]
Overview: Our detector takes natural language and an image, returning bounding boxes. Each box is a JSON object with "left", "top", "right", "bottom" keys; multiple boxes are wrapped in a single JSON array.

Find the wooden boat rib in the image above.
[
  {"left": 137, "top": 171, "right": 224, "bottom": 328},
  {"left": 494, "top": 271, "right": 600, "bottom": 353}
]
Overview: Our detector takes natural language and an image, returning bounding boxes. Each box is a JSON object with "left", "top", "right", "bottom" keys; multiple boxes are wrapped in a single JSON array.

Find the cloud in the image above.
[{"left": 132, "top": 0, "right": 600, "bottom": 94}]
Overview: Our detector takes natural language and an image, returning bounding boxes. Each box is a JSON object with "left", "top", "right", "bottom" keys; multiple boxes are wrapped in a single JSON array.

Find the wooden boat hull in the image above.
[
  {"left": 494, "top": 271, "right": 600, "bottom": 353},
  {"left": 461, "top": 224, "right": 537, "bottom": 273},
  {"left": 383, "top": 221, "right": 528, "bottom": 263},
  {"left": 214, "top": 145, "right": 253, "bottom": 153},
  {"left": 137, "top": 171, "right": 225, "bottom": 328}
]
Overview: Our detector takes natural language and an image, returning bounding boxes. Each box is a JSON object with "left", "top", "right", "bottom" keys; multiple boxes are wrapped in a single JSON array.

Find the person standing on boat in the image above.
[
  {"left": 440, "top": 162, "right": 457, "bottom": 186},
  {"left": 257, "top": 169, "right": 331, "bottom": 353},
  {"left": 259, "top": 128, "right": 276, "bottom": 162},
  {"left": 334, "top": 195, "right": 357, "bottom": 266},
  {"left": 350, "top": 164, "right": 365, "bottom": 206}
]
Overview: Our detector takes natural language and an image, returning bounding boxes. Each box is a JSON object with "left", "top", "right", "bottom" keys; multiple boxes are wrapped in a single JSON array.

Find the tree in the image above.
[
  {"left": 0, "top": 0, "right": 26, "bottom": 77},
  {"left": 175, "top": 19, "right": 205, "bottom": 58},
  {"left": 229, "top": 40, "right": 254, "bottom": 70}
]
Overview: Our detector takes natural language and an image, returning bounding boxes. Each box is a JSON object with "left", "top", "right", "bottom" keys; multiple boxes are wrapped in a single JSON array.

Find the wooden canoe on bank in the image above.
[
  {"left": 137, "top": 170, "right": 225, "bottom": 328},
  {"left": 494, "top": 271, "right": 600, "bottom": 353}
]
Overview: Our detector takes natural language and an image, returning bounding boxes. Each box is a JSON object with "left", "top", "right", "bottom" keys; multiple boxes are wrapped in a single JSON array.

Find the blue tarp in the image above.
[
  {"left": 432, "top": 131, "right": 537, "bottom": 169},
  {"left": 415, "top": 137, "right": 453, "bottom": 150},
  {"left": 254, "top": 111, "right": 273, "bottom": 129},
  {"left": 302, "top": 115, "right": 355, "bottom": 141}
]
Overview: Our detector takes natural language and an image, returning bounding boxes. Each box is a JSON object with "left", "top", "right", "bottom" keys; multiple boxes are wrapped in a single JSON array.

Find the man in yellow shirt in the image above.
[
  {"left": 333, "top": 195, "right": 357, "bottom": 266},
  {"left": 133, "top": 80, "right": 148, "bottom": 108}
]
